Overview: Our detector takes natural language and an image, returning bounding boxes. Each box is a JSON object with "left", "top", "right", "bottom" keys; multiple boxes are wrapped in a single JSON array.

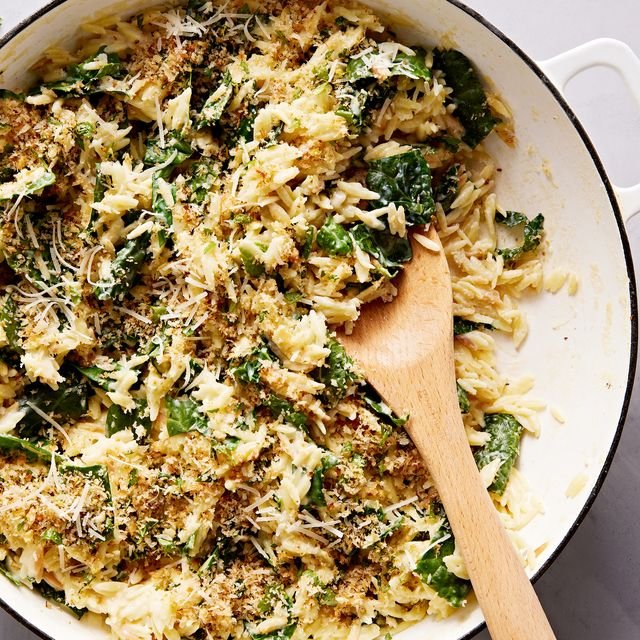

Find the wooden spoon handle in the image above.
[{"left": 407, "top": 392, "right": 556, "bottom": 639}]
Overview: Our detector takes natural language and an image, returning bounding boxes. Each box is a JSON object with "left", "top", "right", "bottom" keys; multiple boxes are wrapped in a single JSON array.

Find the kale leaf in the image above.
[
  {"left": 456, "top": 383, "right": 470, "bottom": 414},
  {"left": 318, "top": 338, "right": 358, "bottom": 405},
  {"left": 346, "top": 48, "right": 431, "bottom": 83},
  {"left": 434, "top": 164, "right": 459, "bottom": 213},
  {"left": 239, "top": 246, "right": 266, "bottom": 277},
  {"left": 106, "top": 400, "right": 152, "bottom": 440},
  {"left": 188, "top": 159, "right": 218, "bottom": 204},
  {"left": 144, "top": 131, "right": 192, "bottom": 170},
  {"left": 434, "top": 49, "right": 498, "bottom": 148},
  {"left": 0, "top": 296, "right": 22, "bottom": 353},
  {"left": 232, "top": 343, "right": 274, "bottom": 384},
  {"left": 415, "top": 528, "right": 471, "bottom": 607},
  {"left": 316, "top": 217, "right": 353, "bottom": 256},
  {"left": 350, "top": 223, "right": 412, "bottom": 276},
  {"left": 0, "top": 168, "right": 55, "bottom": 201},
  {"left": 306, "top": 454, "right": 339, "bottom": 507},
  {"left": 0, "top": 435, "right": 111, "bottom": 514},
  {"left": 196, "top": 71, "right": 233, "bottom": 129},
  {"left": 45, "top": 47, "right": 124, "bottom": 95},
  {"left": 495, "top": 211, "right": 545, "bottom": 264},
  {"left": 474, "top": 412, "right": 523, "bottom": 495},
  {"left": 453, "top": 317, "right": 492, "bottom": 335},
  {"left": 17, "top": 379, "right": 88, "bottom": 439},
  {"left": 166, "top": 397, "right": 209, "bottom": 436},
  {"left": 334, "top": 80, "right": 391, "bottom": 131},
  {"left": 360, "top": 382, "right": 407, "bottom": 429},
  {"left": 94, "top": 233, "right": 149, "bottom": 301},
  {"left": 366, "top": 149, "right": 435, "bottom": 226},
  {"left": 264, "top": 395, "right": 307, "bottom": 431},
  {"left": 36, "top": 582, "right": 86, "bottom": 619}
]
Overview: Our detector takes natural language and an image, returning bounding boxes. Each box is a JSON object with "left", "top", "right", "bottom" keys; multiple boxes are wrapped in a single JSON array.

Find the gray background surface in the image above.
[{"left": 0, "top": 0, "right": 639, "bottom": 638}]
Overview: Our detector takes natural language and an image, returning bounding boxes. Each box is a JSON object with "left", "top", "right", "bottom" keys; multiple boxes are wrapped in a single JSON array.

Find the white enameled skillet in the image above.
[{"left": 0, "top": 1, "right": 638, "bottom": 638}]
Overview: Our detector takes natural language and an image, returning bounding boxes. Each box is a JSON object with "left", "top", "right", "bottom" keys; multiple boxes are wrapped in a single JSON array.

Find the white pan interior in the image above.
[{"left": 0, "top": 1, "right": 635, "bottom": 639}]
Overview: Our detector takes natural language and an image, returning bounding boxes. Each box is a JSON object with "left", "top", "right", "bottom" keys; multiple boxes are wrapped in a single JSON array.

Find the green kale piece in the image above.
[
  {"left": 144, "top": 131, "right": 192, "bottom": 170},
  {"left": 166, "top": 397, "right": 209, "bottom": 436},
  {"left": 360, "top": 382, "right": 407, "bottom": 429},
  {"left": 264, "top": 395, "right": 307, "bottom": 431},
  {"left": 366, "top": 149, "right": 435, "bottom": 226},
  {"left": 350, "top": 223, "right": 412, "bottom": 276},
  {"left": 306, "top": 454, "right": 339, "bottom": 507},
  {"left": 453, "top": 317, "right": 492, "bottom": 336},
  {"left": 17, "top": 379, "right": 88, "bottom": 439},
  {"left": 106, "top": 400, "right": 152, "bottom": 440},
  {"left": 73, "top": 122, "right": 96, "bottom": 149},
  {"left": 474, "top": 413, "right": 523, "bottom": 495},
  {"left": 415, "top": 527, "right": 471, "bottom": 607},
  {"left": 495, "top": 211, "right": 545, "bottom": 264},
  {"left": 94, "top": 233, "right": 149, "bottom": 301},
  {"left": 434, "top": 49, "right": 498, "bottom": 148},
  {"left": 188, "top": 159, "right": 218, "bottom": 204},
  {"left": 196, "top": 71, "right": 233, "bottom": 129},
  {"left": 0, "top": 169, "right": 55, "bottom": 201},
  {"left": 239, "top": 246, "right": 266, "bottom": 277},
  {"left": 346, "top": 48, "right": 430, "bottom": 82},
  {"left": 316, "top": 217, "right": 352, "bottom": 256},
  {"left": 0, "top": 296, "right": 22, "bottom": 353},
  {"left": 45, "top": 47, "right": 124, "bottom": 95},
  {"left": 434, "top": 164, "right": 459, "bottom": 213},
  {"left": 36, "top": 582, "right": 86, "bottom": 619},
  {"left": 319, "top": 338, "right": 358, "bottom": 405},
  {"left": 232, "top": 343, "right": 274, "bottom": 384},
  {"left": 456, "top": 383, "right": 470, "bottom": 414}
]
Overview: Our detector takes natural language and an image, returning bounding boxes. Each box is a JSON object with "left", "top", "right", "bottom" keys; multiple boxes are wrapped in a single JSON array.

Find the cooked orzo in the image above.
[{"left": 0, "top": 1, "right": 548, "bottom": 638}]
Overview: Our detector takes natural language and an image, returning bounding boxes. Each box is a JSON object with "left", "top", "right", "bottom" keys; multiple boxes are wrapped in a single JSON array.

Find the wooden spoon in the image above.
[{"left": 340, "top": 225, "right": 556, "bottom": 640}]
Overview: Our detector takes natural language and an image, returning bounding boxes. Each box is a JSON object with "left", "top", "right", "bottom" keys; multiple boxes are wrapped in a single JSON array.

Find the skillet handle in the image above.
[{"left": 538, "top": 38, "right": 640, "bottom": 221}]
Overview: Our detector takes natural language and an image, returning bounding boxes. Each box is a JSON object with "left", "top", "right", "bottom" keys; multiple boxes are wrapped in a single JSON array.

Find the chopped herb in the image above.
[
  {"left": 41, "top": 529, "right": 63, "bottom": 545},
  {"left": 301, "top": 226, "right": 315, "bottom": 259},
  {"left": 474, "top": 413, "right": 523, "bottom": 494},
  {"left": 128, "top": 468, "right": 139, "bottom": 487},
  {"left": 366, "top": 149, "right": 435, "bottom": 226},
  {"left": 360, "top": 382, "right": 407, "bottom": 429},
  {"left": 239, "top": 246, "right": 265, "bottom": 277}
]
